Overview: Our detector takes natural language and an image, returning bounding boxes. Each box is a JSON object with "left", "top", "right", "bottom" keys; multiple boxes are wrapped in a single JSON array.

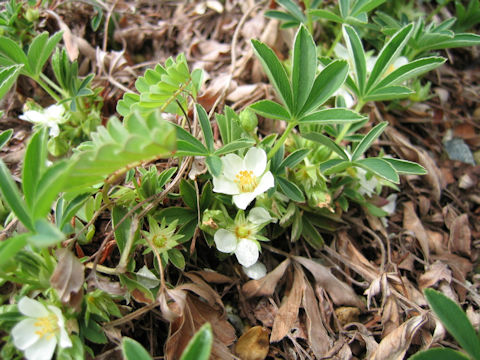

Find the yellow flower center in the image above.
[
  {"left": 235, "top": 225, "right": 251, "bottom": 239},
  {"left": 34, "top": 313, "right": 59, "bottom": 340},
  {"left": 234, "top": 170, "right": 258, "bottom": 193}
]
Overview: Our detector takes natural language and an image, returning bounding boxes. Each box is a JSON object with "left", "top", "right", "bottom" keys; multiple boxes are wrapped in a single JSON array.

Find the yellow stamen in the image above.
[
  {"left": 235, "top": 225, "right": 251, "bottom": 239},
  {"left": 34, "top": 313, "right": 58, "bottom": 340},
  {"left": 234, "top": 170, "right": 258, "bottom": 193}
]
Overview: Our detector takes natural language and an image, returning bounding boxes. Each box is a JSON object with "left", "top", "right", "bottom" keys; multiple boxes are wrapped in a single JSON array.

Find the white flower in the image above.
[
  {"left": 11, "top": 297, "right": 72, "bottom": 360},
  {"left": 19, "top": 104, "right": 66, "bottom": 137},
  {"left": 357, "top": 167, "right": 378, "bottom": 197},
  {"left": 212, "top": 147, "right": 275, "bottom": 210},
  {"left": 243, "top": 261, "right": 267, "bottom": 279},
  {"left": 214, "top": 207, "right": 272, "bottom": 268}
]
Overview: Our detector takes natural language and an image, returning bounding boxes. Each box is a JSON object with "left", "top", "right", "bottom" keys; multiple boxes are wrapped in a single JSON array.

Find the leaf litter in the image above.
[{"left": 0, "top": 0, "right": 479, "bottom": 359}]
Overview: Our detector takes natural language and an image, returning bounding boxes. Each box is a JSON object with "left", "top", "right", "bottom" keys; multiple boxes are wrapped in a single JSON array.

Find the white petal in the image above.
[
  {"left": 19, "top": 110, "right": 45, "bottom": 124},
  {"left": 247, "top": 207, "right": 272, "bottom": 225},
  {"left": 382, "top": 194, "right": 398, "bottom": 215},
  {"left": 47, "top": 306, "right": 63, "bottom": 327},
  {"left": 235, "top": 238, "right": 259, "bottom": 267},
  {"left": 58, "top": 328, "right": 72, "bottom": 348},
  {"left": 244, "top": 148, "right": 267, "bottom": 177},
  {"left": 212, "top": 175, "right": 239, "bottom": 195},
  {"left": 221, "top": 153, "right": 243, "bottom": 180},
  {"left": 253, "top": 171, "right": 274, "bottom": 197},
  {"left": 48, "top": 123, "right": 60, "bottom": 137},
  {"left": 394, "top": 56, "right": 408, "bottom": 68},
  {"left": 333, "top": 43, "right": 349, "bottom": 60},
  {"left": 233, "top": 192, "right": 257, "bottom": 210},
  {"left": 12, "top": 319, "right": 39, "bottom": 350},
  {"left": 45, "top": 104, "right": 64, "bottom": 119},
  {"left": 242, "top": 261, "right": 267, "bottom": 279},
  {"left": 18, "top": 297, "right": 49, "bottom": 318},
  {"left": 24, "top": 336, "right": 57, "bottom": 360},
  {"left": 366, "top": 56, "right": 377, "bottom": 73},
  {"left": 214, "top": 229, "right": 237, "bottom": 253}
]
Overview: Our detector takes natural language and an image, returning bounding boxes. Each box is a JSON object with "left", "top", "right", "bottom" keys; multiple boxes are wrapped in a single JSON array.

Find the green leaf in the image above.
[
  {"left": 0, "top": 129, "right": 13, "bottom": 150},
  {"left": 343, "top": 25, "right": 367, "bottom": 95},
  {"left": 249, "top": 100, "right": 291, "bottom": 121},
  {"left": 299, "top": 108, "right": 366, "bottom": 124},
  {"left": 422, "top": 33, "right": 480, "bottom": 52},
  {"left": 29, "top": 219, "right": 64, "bottom": 247},
  {"left": 309, "top": 9, "right": 344, "bottom": 23},
  {"left": 355, "top": 158, "right": 399, "bottom": 183},
  {"left": 168, "top": 248, "right": 185, "bottom": 270},
  {"left": 58, "top": 193, "right": 91, "bottom": 230},
  {"left": 351, "top": 121, "right": 388, "bottom": 160},
  {"left": 112, "top": 206, "right": 131, "bottom": 254},
  {"left": 251, "top": 39, "right": 293, "bottom": 111},
  {"left": 27, "top": 31, "right": 63, "bottom": 77},
  {"left": 302, "top": 216, "right": 324, "bottom": 248},
  {"left": 291, "top": 25, "right": 317, "bottom": 114},
  {"left": 0, "top": 36, "right": 28, "bottom": 68},
  {"left": 175, "top": 124, "right": 209, "bottom": 156},
  {"left": 32, "top": 160, "right": 71, "bottom": 219},
  {"left": 180, "top": 179, "right": 197, "bottom": 210},
  {"left": 122, "top": 337, "right": 153, "bottom": 360},
  {"left": 276, "top": 0, "right": 307, "bottom": 22},
  {"left": 214, "top": 138, "right": 255, "bottom": 156},
  {"left": 278, "top": 149, "right": 310, "bottom": 171},
  {"left": 0, "top": 64, "right": 23, "bottom": 100},
  {"left": 196, "top": 104, "right": 214, "bottom": 153},
  {"left": 374, "top": 57, "right": 446, "bottom": 89},
  {"left": 300, "top": 60, "right": 349, "bottom": 115},
  {"left": 265, "top": 10, "right": 300, "bottom": 23},
  {"left": 339, "top": 0, "right": 351, "bottom": 18},
  {"left": 320, "top": 159, "right": 351, "bottom": 175},
  {"left": 409, "top": 348, "right": 471, "bottom": 360},
  {"left": 302, "top": 132, "right": 349, "bottom": 160},
  {"left": 0, "top": 234, "right": 28, "bottom": 267},
  {"left": 22, "top": 129, "right": 48, "bottom": 208},
  {"left": 180, "top": 323, "right": 213, "bottom": 360},
  {"left": 350, "top": 0, "right": 386, "bottom": 16},
  {"left": 383, "top": 158, "right": 427, "bottom": 175},
  {"left": 0, "top": 160, "right": 33, "bottom": 231},
  {"left": 424, "top": 288, "right": 480, "bottom": 360},
  {"left": 206, "top": 155, "right": 222, "bottom": 177},
  {"left": 276, "top": 176, "right": 305, "bottom": 202},
  {"left": 364, "top": 85, "right": 413, "bottom": 101},
  {"left": 366, "top": 23, "right": 414, "bottom": 92}
]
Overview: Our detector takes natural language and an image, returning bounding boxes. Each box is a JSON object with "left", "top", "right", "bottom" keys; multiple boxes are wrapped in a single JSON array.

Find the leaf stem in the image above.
[
  {"left": 268, "top": 121, "right": 296, "bottom": 160},
  {"left": 39, "top": 73, "right": 66, "bottom": 97},
  {"left": 326, "top": 26, "right": 343, "bottom": 57},
  {"left": 34, "top": 76, "right": 61, "bottom": 102},
  {"left": 335, "top": 100, "right": 365, "bottom": 144}
]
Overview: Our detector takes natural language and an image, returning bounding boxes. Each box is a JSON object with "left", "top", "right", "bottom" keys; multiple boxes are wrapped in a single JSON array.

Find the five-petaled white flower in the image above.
[
  {"left": 19, "top": 104, "right": 66, "bottom": 137},
  {"left": 212, "top": 147, "right": 274, "bottom": 210},
  {"left": 11, "top": 297, "right": 72, "bottom": 360},
  {"left": 214, "top": 207, "right": 272, "bottom": 269}
]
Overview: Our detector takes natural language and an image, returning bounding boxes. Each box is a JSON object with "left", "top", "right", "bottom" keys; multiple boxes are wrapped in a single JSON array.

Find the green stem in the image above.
[
  {"left": 267, "top": 121, "right": 296, "bottom": 160},
  {"left": 426, "top": 0, "right": 452, "bottom": 23},
  {"left": 304, "top": 0, "right": 313, "bottom": 34},
  {"left": 326, "top": 26, "right": 343, "bottom": 57},
  {"left": 335, "top": 100, "right": 365, "bottom": 144},
  {"left": 34, "top": 76, "right": 61, "bottom": 102},
  {"left": 40, "top": 73, "right": 66, "bottom": 97}
]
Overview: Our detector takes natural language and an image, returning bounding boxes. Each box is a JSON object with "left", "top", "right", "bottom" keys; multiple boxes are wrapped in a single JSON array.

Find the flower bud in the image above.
[{"left": 239, "top": 108, "right": 258, "bottom": 132}]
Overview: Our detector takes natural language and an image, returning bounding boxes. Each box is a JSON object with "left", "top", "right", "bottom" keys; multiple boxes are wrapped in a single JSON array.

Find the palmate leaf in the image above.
[
  {"left": 249, "top": 100, "right": 291, "bottom": 121},
  {"left": 64, "top": 111, "right": 176, "bottom": 192},
  {"left": 343, "top": 25, "right": 367, "bottom": 95}
]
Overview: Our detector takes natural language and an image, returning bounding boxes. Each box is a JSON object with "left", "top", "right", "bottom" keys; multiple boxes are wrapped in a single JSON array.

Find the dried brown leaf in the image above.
[
  {"left": 294, "top": 256, "right": 364, "bottom": 308},
  {"left": 303, "top": 279, "right": 331, "bottom": 357},
  {"left": 419, "top": 261, "right": 452, "bottom": 289},
  {"left": 337, "top": 231, "right": 378, "bottom": 282},
  {"left": 382, "top": 296, "right": 400, "bottom": 337},
  {"left": 242, "top": 258, "right": 290, "bottom": 298},
  {"left": 403, "top": 201, "right": 430, "bottom": 261},
  {"left": 234, "top": 326, "right": 270, "bottom": 360},
  {"left": 190, "top": 270, "right": 233, "bottom": 284},
  {"left": 369, "top": 315, "right": 426, "bottom": 360},
  {"left": 270, "top": 265, "right": 304, "bottom": 343},
  {"left": 449, "top": 214, "right": 471, "bottom": 257},
  {"left": 50, "top": 248, "right": 84, "bottom": 311}
]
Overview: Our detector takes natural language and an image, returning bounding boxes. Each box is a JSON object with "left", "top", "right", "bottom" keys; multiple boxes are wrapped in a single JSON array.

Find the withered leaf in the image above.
[
  {"left": 270, "top": 264, "right": 304, "bottom": 343},
  {"left": 234, "top": 326, "right": 270, "bottom": 360},
  {"left": 449, "top": 214, "right": 471, "bottom": 257},
  {"left": 242, "top": 258, "right": 290, "bottom": 298},
  {"left": 369, "top": 315, "right": 426, "bottom": 360},
  {"left": 50, "top": 248, "right": 84, "bottom": 311},
  {"left": 403, "top": 201, "right": 430, "bottom": 261},
  {"left": 303, "top": 278, "right": 331, "bottom": 357},
  {"left": 419, "top": 261, "right": 452, "bottom": 289},
  {"left": 294, "top": 256, "right": 364, "bottom": 308},
  {"left": 381, "top": 296, "right": 400, "bottom": 337}
]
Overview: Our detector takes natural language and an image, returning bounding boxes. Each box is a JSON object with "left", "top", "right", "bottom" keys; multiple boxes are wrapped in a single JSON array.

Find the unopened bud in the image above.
[{"left": 239, "top": 108, "right": 258, "bottom": 132}]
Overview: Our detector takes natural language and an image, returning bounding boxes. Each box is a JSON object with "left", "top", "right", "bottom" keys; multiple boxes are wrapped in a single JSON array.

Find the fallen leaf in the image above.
[
  {"left": 294, "top": 256, "right": 364, "bottom": 308},
  {"left": 449, "top": 214, "right": 471, "bottom": 257},
  {"left": 270, "top": 265, "right": 304, "bottom": 342},
  {"left": 234, "top": 326, "right": 270, "bottom": 360},
  {"left": 419, "top": 261, "right": 452, "bottom": 289},
  {"left": 50, "top": 248, "right": 84, "bottom": 312},
  {"left": 369, "top": 315, "right": 426, "bottom": 360},
  {"left": 403, "top": 201, "right": 430, "bottom": 261},
  {"left": 303, "top": 279, "right": 331, "bottom": 357},
  {"left": 335, "top": 307, "right": 360, "bottom": 327},
  {"left": 381, "top": 296, "right": 400, "bottom": 337},
  {"left": 242, "top": 258, "right": 290, "bottom": 298}
]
